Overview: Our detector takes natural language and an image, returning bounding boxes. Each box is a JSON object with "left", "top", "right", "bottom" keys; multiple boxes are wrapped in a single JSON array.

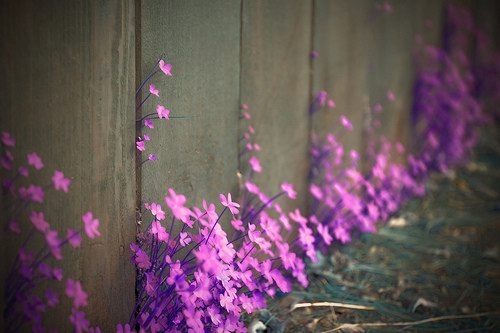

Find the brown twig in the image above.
[
  {"left": 290, "top": 301, "right": 375, "bottom": 312},
  {"left": 321, "top": 311, "right": 499, "bottom": 332}
]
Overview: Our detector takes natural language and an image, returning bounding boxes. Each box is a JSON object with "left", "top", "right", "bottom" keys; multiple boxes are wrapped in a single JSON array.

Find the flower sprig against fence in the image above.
[
  {"left": 123, "top": 104, "right": 312, "bottom": 332},
  {"left": 1, "top": 134, "right": 101, "bottom": 332}
]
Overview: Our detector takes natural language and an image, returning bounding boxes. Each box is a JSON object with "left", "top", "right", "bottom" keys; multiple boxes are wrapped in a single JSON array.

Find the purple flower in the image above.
[
  {"left": 45, "top": 230, "right": 63, "bottom": 260},
  {"left": 67, "top": 228, "right": 82, "bottom": 248},
  {"left": 52, "top": 170, "right": 71, "bottom": 193},
  {"left": 1, "top": 131, "right": 15, "bottom": 146},
  {"left": 69, "top": 308, "right": 90, "bottom": 333},
  {"left": 82, "top": 211, "right": 101, "bottom": 239},
  {"left": 249, "top": 156, "right": 262, "bottom": 173},
  {"left": 65, "top": 279, "right": 88, "bottom": 308},
  {"left": 30, "top": 211, "right": 49, "bottom": 233},
  {"left": 159, "top": 60, "right": 172, "bottom": 76},
  {"left": 340, "top": 115, "right": 353, "bottom": 131},
  {"left": 281, "top": 182, "right": 297, "bottom": 199},
  {"left": 27, "top": 152, "right": 44, "bottom": 170},
  {"left": 149, "top": 84, "right": 159, "bottom": 97},
  {"left": 220, "top": 193, "right": 240, "bottom": 215},
  {"left": 156, "top": 104, "right": 170, "bottom": 120}
]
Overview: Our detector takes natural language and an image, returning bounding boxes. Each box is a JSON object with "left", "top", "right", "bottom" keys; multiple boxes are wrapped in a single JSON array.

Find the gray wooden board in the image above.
[
  {"left": 240, "top": 0, "right": 312, "bottom": 214},
  {"left": 312, "top": 0, "right": 373, "bottom": 165},
  {"left": 0, "top": 1, "right": 136, "bottom": 331},
  {"left": 139, "top": 1, "right": 241, "bottom": 221},
  {"left": 367, "top": 0, "right": 424, "bottom": 162}
]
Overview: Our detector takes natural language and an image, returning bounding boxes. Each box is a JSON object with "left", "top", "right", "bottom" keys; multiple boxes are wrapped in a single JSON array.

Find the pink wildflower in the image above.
[
  {"left": 144, "top": 119, "right": 154, "bottom": 128},
  {"left": 156, "top": 104, "right": 170, "bottom": 120},
  {"left": 165, "top": 188, "right": 191, "bottom": 223},
  {"left": 66, "top": 279, "right": 88, "bottom": 308},
  {"left": 149, "top": 84, "right": 159, "bottom": 97},
  {"left": 30, "top": 211, "right": 49, "bottom": 233},
  {"left": 179, "top": 232, "right": 191, "bottom": 247},
  {"left": 159, "top": 60, "right": 172, "bottom": 76},
  {"left": 136, "top": 139, "right": 145, "bottom": 152},
  {"left": 69, "top": 308, "right": 90, "bottom": 333},
  {"left": 281, "top": 182, "right": 297, "bottom": 199},
  {"left": 1, "top": 131, "right": 15, "bottom": 146},
  {"left": 249, "top": 156, "right": 262, "bottom": 173},
  {"left": 150, "top": 202, "right": 165, "bottom": 220},
  {"left": 52, "top": 170, "right": 71, "bottom": 193},
  {"left": 45, "top": 229, "right": 63, "bottom": 260},
  {"left": 220, "top": 193, "right": 240, "bottom": 215},
  {"left": 27, "top": 152, "right": 44, "bottom": 170},
  {"left": 340, "top": 115, "right": 353, "bottom": 131},
  {"left": 82, "top": 211, "right": 101, "bottom": 239},
  {"left": 387, "top": 90, "right": 396, "bottom": 102},
  {"left": 67, "top": 228, "right": 82, "bottom": 248}
]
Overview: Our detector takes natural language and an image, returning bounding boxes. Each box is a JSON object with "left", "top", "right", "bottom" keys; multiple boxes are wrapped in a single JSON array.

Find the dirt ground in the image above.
[{"left": 257, "top": 126, "right": 500, "bottom": 332}]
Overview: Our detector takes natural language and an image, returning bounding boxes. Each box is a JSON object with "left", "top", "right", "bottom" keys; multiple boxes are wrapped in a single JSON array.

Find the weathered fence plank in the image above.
[
  {"left": 240, "top": 0, "right": 312, "bottom": 212},
  {"left": 140, "top": 1, "right": 241, "bottom": 209},
  {"left": 367, "top": 0, "right": 425, "bottom": 156},
  {"left": 312, "top": 0, "right": 373, "bottom": 161},
  {"left": 0, "top": 0, "right": 136, "bottom": 331}
]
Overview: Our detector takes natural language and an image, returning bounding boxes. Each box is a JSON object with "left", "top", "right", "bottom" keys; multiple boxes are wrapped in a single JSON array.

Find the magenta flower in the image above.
[
  {"left": 30, "top": 211, "right": 49, "bottom": 233},
  {"left": 150, "top": 202, "right": 165, "bottom": 220},
  {"left": 340, "top": 115, "right": 353, "bottom": 131},
  {"left": 136, "top": 139, "right": 145, "bottom": 152},
  {"left": 133, "top": 248, "right": 152, "bottom": 269},
  {"left": 148, "top": 154, "right": 157, "bottom": 161},
  {"left": 8, "top": 220, "right": 20, "bottom": 234},
  {"left": 1, "top": 131, "right": 15, "bottom": 147},
  {"left": 143, "top": 133, "right": 151, "bottom": 141},
  {"left": 82, "top": 211, "right": 101, "bottom": 239},
  {"left": 144, "top": 119, "right": 154, "bottom": 128},
  {"left": 18, "top": 166, "right": 29, "bottom": 177},
  {"left": 52, "top": 170, "right": 71, "bottom": 193},
  {"left": 27, "top": 152, "right": 44, "bottom": 170},
  {"left": 66, "top": 279, "right": 88, "bottom": 308},
  {"left": 159, "top": 60, "right": 172, "bottom": 76},
  {"left": 165, "top": 188, "right": 191, "bottom": 223},
  {"left": 67, "top": 228, "right": 82, "bottom": 248},
  {"left": 179, "top": 232, "right": 191, "bottom": 247},
  {"left": 387, "top": 89, "right": 396, "bottom": 102},
  {"left": 45, "top": 229, "right": 63, "bottom": 260},
  {"left": 45, "top": 288, "right": 59, "bottom": 307},
  {"left": 69, "top": 308, "right": 90, "bottom": 333},
  {"left": 149, "top": 84, "right": 159, "bottom": 97},
  {"left": 281, "top": 182, "right": 297, "bottom": 199},
  {"left": 219, "top": 193, "right": 240, "bottom": 215},
  {"left": 310, "top": 50, "right": 320, "bottom": 59},
  {"left": 327, "top": 99, "right": 336, "bottom": 109},
  {"left": 202, "top": 200, "right": 218, "bottom": 223},
  {"left": 156, "top": 104, "right": 170, "bottom": 120},
  {"left": 249, "top": 156, "right": 262, "bottom": 173}
]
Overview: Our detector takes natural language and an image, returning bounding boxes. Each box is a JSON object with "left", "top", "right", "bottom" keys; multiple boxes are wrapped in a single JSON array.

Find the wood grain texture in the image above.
[
  {"left": 140, "top": 1, "right": 241, "bottom": 210},
  {"left": 0, "top": 0, "right": 136, "bottom": 330},
  {"left": 367, "top": 0, "right": 425, "bottom": 157},
  {"left": 240, "top": 0, "right": 312, "bottom": 213},
  {"left": 312, "top": 0, "right": 373, "bottom": 161}
]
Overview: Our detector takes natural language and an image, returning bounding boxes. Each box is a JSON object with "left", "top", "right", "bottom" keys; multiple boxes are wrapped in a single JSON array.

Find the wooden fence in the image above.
[{"left": 1, "top": 0, "right": 498, "bottom": 330}]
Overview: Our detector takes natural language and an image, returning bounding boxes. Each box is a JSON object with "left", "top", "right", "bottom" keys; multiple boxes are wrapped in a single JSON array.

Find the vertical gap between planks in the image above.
[
  {"left": 134, "top": 0, "right": 142, "bottom": 323},
  {"left": 237, "top": 0, "right": 244, "bottom": 197},
  {"left": 305, "top": 0, "right": 316, "bottom": 217}
]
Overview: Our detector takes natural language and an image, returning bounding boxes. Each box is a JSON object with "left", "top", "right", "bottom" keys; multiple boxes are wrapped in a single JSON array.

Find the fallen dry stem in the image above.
[
  {"left": 290, "top": 302, "right": 375, "bottom": 312},
  {"left": 321, "top": 311, "right": 499, "bottom": 332}
]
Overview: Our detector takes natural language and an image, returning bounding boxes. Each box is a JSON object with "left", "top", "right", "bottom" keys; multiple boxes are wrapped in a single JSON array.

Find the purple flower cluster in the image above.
[
  {"left": 309, "top": 107, "right": 425, "bottom": 248},
  {"left": 123, "top": 107, "right": 311, "bottom": 332},
  {"left": 1, "top": 133, "right": 101, "bottom": 332},
  {"left": 307, "top": 4, "right": 490, "bottom": 252},
  {"left": 412, "top": 4, "right": 488, "bottom": 173}
]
